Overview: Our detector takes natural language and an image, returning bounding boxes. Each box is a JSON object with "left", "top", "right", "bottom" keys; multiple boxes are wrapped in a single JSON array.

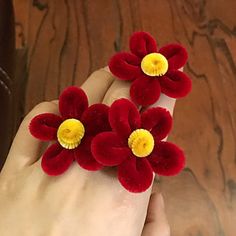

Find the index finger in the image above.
[{"left": 81, "top": 67, "right": 115, "bottom": 105}]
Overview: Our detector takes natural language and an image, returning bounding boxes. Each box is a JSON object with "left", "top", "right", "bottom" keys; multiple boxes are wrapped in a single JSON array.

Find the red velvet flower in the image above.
[
  {"left": 109, "top": 31, "right": 192, "bottom": 106},
  {"left": 29, "top": 86, "right": 110, "bottom": 175},
  {"left": 91, "top": 99, "right": 185, "bottom": 193}
]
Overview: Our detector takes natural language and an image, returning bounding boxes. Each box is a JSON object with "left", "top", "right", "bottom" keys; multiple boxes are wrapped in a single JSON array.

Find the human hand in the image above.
[{"left": 0, "top": 67, "right": 173, "bottom": 236}]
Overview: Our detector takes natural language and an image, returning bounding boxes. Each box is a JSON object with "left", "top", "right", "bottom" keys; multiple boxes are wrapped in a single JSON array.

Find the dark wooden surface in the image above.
[
  {"left": 0, "top": 0, "right": 15, "bottom": 169},
  {"left": 2, "top": 0, "right": 235, "bottom": 235}
]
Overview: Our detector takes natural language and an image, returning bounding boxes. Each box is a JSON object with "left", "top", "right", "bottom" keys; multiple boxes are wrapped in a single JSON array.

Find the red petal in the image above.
[
  {"left": 108, "top": 52, "right": 142, "bottom": 81},
  {"left": 91, "top": 132, "right": 131, "bottom": 166},
  {"left": 59, "top": 86, "right": 88, "bottom": 119},
  {"left": 41, "top": 143, "right": 74, "bottom": 176},
  {"left": 141, "top": 107, "right": 172, "bottom": 141},
  {"left": 29, "top": 113, "right": 62, "bottom": 141},
  {"left": 75, "top": 136, "right": 103, "bottom": 171},
  {"left": 148, "top": 141, "right": 185, "bottom": 176},
  {"left": 159, "top": 71, "right": 192, "bottom": 98},
  {"left": 159, "top": 44, "right": 188, "bottom": 70},
  {"left": 81, "top": 103, "right": 110, "bottom": 136},
  {"left": 118, "top": 157, "right": 153, "bottom": 193},
  {"left": 109, "top": 98, "right": 141, "bottom": 139},
  {"left": 129, "top": 31, "right": 157, "bottom": 58},
  {"left": 130, "top": 75, "right": 161, "bottom": 106}
]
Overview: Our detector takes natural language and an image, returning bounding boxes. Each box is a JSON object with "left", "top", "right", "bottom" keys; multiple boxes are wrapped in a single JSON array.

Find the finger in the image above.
[
  {"left": 142, "top": 193, "right": 170, "bottom": 236},
  {"left": 102, "top": 79, "right": 139, "bottom": 108},
  {"left": 3, "top": 68, "right": 113, "bottom": 172},
  {"left": 4, "top": 101, "right": 59, "bottom": 171},
  {"left": 53, "top": 67, "right": 115, "bottom": 106},
  {"left": 81, "top": 67, "right": 115, "bottom": 105}
]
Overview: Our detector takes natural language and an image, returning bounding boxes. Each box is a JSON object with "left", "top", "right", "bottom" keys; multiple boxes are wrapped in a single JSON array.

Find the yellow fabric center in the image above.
[
  {"left": 128, "top": 129, "right": 154, "bottom": 158},
  {"left": 141, "top": 53, "right": 168, "bottom": 76},
  {"left": 57, "top": 118, "right": 85, "bottom": 149}
]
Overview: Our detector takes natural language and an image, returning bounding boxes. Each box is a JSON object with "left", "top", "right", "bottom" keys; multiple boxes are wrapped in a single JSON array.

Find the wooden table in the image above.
[{"left": 3, "top": 0, "right": 236, "bottom": 235}]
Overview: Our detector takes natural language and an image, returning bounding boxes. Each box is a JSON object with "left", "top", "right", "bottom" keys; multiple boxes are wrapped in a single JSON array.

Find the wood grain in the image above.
[{"left": 13, "top": 0, "right": 236, "bottom": 235}]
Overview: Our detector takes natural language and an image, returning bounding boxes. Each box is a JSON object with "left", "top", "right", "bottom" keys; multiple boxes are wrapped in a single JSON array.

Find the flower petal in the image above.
[
  {"left": 41, "top": 143, "right": 74, "bottom": 175},
  {"left": 118, "top": 157, "right": 153, "bottom": 193},
  {"left": 108, "top": 52, "right": 142, "bottom": 81},
  {"left": 109, "top": 98, "right": 141, "bottom": 139},
  {"left": 159, "top": 44, "right": 188, "bottom": 70},
  {"left": 75, "top": 136, "right": 103, "bottom": 171},
  {"left": 81, "top": 103, "right": 110, "bottom": 136},
  {"left": 59, "top": 86, "right": 88, "bottom": 119},
  {"left": 148, "top": 141, "right": 185, "bottom": 176},
  {"left": 29, "top": 113, "right": 62, "bottom": 141},
  {"left": 129, "top": 31, "right": 157, "bottom": 58},
  {"left": 130, "top": 75, "right": 161, "bottom": 106},
  {"left": 91, "top": 132, "right": 131, "bottom": 166},
  {"left": 141, "top": 107, "right": 172, "bottom": 141},
  {"left": 159, "top": 70, "right": 192, "bottom": 98}
]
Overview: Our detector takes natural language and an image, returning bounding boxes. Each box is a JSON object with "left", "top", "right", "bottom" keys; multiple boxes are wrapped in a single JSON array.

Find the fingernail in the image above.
[{"left": 103, "top": 66, "right": 110, "bottom": 72}]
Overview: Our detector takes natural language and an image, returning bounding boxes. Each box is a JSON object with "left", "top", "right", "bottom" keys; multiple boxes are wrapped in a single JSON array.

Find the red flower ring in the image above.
[
  {"left": 29, "top": 86, "right": 110, "bottom": 175},
  {"left": 109, "top": 31, "right": 192, "bottom": 106},
  {"left": 91, "top": 99, "right": 185, "bottom": 193}
]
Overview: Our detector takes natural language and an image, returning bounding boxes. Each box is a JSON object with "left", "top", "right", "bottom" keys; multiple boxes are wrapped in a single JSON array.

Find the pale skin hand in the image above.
[{"left": 0, "top": 67, "right": 175, "bottom": 236}]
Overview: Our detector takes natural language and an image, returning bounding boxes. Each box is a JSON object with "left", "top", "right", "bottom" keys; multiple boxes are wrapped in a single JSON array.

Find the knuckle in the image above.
[
  {"left": 90, "top": 68, "right": 110, "bottom": 79},
  {"left": 89, "top": 70, "right": 100, "bottom": 78},
  {"left": 104, "top": 87, "right": 130, "bottom": 105}
]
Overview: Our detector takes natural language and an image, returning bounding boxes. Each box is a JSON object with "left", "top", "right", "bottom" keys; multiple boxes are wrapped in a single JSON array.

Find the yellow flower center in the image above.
[
  {"left": 128, "top": 129, "right": 154, "bottom": 158},
  {"left": 57, "top": 118, "right": 85, "bottom": 149},
  {"left": 141, "top": 53, "right": 168, "bottom": 76}
]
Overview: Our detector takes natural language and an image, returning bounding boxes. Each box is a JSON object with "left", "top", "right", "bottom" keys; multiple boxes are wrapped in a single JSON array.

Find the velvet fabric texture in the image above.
[
  {"left": 109, "top": 31, "right": 192, "bottom": 106},
  {"left": 92, "top": 99, "right": 185, "bottom": 193},
  {"left": 29, "top": 86, "right": 111, "bottom": 175}
]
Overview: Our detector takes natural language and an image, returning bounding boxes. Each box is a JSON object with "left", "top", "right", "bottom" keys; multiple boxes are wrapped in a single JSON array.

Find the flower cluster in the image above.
[{"left": 29, "top": 31, "right": 191, "bottom": 193}]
